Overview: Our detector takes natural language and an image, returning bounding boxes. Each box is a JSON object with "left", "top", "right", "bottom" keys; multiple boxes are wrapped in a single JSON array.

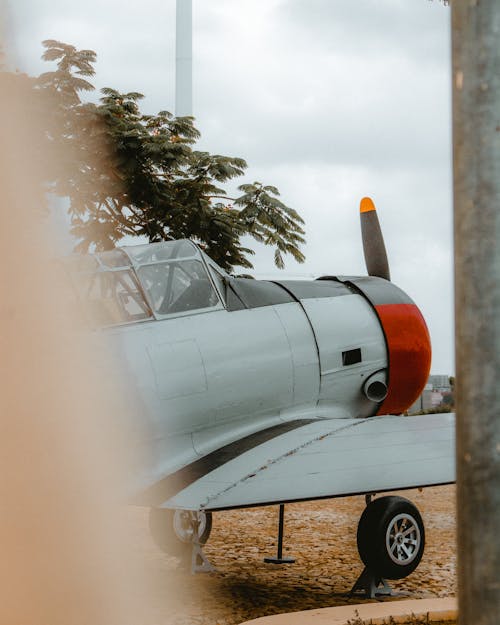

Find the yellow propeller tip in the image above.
[{"left": 360, "top": 197, "right": 376, "bottom": 213}]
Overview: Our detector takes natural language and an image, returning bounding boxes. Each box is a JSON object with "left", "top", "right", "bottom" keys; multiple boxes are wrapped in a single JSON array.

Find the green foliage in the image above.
[
  {"left": 441, "top": 393, "right": 454, "bottom": 406},
  {"left": 38, "top": 40, "right": 96, "bottom": 104},
  {"left": 14, "top": 40, "right": 306, "bottom": 272},
  {"left": 406, "top": 405, "right": 453, "bottom": 416},
  {"left": 346, "top": 609, "right": 452, "bottom": 624}
]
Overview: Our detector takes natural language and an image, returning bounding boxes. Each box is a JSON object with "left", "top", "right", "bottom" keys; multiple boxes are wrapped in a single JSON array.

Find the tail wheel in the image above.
[
  {"left": 149, "top": 508, "right": 212, "bottom": 557},
  {"left": 357, "top": 495, "right": 425, "bottom": 580}
]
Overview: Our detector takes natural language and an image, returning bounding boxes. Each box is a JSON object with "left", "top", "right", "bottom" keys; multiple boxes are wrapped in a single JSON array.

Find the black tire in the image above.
[
  {"left": 357, "top": 495, "right": 425, "bottom": 580},
  {"left": 149, "top": 508, "right": 212, "bottom": 557}
]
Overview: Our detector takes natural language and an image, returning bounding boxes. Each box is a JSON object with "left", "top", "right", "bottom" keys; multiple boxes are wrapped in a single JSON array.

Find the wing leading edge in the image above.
[{"left": 161, "top": 413, "right": 455, "bottom": 511}]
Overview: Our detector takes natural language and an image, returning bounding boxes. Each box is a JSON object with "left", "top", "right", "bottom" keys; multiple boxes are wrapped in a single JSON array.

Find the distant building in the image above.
[
  {"left": 407, "top": 374, "right": 454, "bottom": 414},
  {"left": 428, "top": 374, "right": 452, "bottom": 393},
  {"left": 408, "top": 384, "right": 433, "bottom": 413},
  {"left": 430, "top": 390, "right": 444, "bottom": 407}
]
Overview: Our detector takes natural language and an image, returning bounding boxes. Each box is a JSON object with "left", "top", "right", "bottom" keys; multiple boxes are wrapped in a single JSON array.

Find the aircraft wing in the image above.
[{"left": 159, "top": 413, "right": 455, "bottom": 511}]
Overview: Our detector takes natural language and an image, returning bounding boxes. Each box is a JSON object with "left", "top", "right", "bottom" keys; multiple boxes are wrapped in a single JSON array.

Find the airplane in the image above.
[{"left": 67, "top": 197, "right": 455, "bottom": 594}]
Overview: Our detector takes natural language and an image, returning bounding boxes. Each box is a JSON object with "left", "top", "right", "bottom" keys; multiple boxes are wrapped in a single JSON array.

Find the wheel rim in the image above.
[
  {"left": 385, "top": 512, "right": 421, "bottom": 565},
  {"left": 173, "top": 510, "right": 207, "bottom": 544}
]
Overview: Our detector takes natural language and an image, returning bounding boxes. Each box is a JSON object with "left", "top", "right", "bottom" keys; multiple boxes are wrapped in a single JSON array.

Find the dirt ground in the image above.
[{"left": 130, "top": 485, "right": 456, "bottom": 625}]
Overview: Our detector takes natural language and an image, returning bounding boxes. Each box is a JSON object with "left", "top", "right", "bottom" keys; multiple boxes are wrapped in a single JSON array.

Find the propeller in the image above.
[{"left": 360, "top": 197, "right": 391, "bottom": 281}]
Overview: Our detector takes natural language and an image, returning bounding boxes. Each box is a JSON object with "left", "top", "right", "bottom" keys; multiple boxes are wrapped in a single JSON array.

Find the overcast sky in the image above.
[{"left": 7, "top": 0, "right": 454, "bottom": 373}]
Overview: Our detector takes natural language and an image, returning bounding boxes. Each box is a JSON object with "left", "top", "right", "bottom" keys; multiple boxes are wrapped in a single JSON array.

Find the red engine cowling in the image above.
[{"left": 336, "top": 277, "right": 432, "bottom": 415}]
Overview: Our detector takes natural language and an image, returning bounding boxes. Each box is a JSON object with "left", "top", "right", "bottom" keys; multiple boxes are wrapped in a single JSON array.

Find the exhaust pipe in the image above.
[{"left": 363, "top": 370, "right": 388, "bottom": 403}]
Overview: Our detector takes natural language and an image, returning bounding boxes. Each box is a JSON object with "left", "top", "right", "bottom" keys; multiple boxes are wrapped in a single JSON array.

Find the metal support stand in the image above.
[
  {"left": 189, "top": 515, "right": 215, "bottom": 574},
  {"left": 264, "top": 504, "right": 295, "bottom": 564},
  {"left": 190, "top": 541, "right": 215, "bottom": 574},
  {"left": 349, "top": 567, "right": 393, "bottom": 599}
]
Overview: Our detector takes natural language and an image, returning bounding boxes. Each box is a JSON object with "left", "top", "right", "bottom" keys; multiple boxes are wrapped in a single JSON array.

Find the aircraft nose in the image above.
[{"left": 333, "top": 276, "right": 432, "bottom": 415}]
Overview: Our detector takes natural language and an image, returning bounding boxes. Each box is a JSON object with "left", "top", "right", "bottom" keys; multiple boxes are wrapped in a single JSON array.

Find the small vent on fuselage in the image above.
[{"left": 342, "top": 348, "right": 362, "bottom": 366}]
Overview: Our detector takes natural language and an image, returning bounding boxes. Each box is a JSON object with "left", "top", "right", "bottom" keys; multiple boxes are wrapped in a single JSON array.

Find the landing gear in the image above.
[
  {"left": 357, "top": 495, "right": 425, "bottom": 580},
  {"left": 149, "top": 508, "right": 212, "bottom": 557},
  {"left": 351, "top": 495, "right": 425, "bottom": 598}
]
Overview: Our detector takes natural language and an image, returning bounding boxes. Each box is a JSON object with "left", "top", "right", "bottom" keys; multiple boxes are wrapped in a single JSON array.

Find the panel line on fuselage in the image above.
[{"left": 271, "top": 281, "right": 322, "bottom": 398}]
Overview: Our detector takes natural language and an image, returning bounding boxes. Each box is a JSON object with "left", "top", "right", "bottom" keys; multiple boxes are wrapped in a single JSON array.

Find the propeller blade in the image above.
[{"left": 360, "top": 197, "right": 391, "bottom": 281}]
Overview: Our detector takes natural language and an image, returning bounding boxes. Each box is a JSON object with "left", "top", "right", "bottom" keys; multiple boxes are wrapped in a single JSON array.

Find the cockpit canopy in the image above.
[{"left": 66, "top": 240, "right": 226, "bottom": 327}]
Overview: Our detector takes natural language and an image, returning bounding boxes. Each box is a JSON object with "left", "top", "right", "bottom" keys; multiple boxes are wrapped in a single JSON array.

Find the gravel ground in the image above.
[{"left": 130, "top": 485, "right": 456, "bottom": 625}]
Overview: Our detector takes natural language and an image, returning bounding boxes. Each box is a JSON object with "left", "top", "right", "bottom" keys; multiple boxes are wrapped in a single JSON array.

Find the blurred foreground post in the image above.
[
  {"left": 0, "top": 26, "right": 154, "bottom": 625},
  {"left": 452, "top": 2, "right": 500, "bottom": 624}
]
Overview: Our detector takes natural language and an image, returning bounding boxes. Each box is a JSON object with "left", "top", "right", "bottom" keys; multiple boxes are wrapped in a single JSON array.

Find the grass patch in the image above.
[{"left": 346, "top": 611, "right": 456, "bottom": 624}]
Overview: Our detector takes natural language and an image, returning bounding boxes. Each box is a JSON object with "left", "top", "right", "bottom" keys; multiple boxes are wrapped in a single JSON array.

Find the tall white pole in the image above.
[
  {"left": 175, "top": 0, "right": 193, "bottom": 117},
  {"left": 1, "top": 1, "right": 19, "bottom": 71}
]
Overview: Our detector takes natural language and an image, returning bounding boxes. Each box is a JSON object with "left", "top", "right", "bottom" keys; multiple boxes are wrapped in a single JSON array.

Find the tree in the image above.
[
  {"left": 17, "top": 40, "right": 306, "bottom": 272},
  {"left": 441, "top": 392, "right": 454, "bottom": 407}
]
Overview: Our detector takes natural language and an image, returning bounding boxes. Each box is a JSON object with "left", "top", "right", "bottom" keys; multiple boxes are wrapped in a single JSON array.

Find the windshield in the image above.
[
  {"left": 138, "top": 259, "right": 220, "bottom": 316},
  {"left": 71, "top": 268, "right": 153, "bottom": 326},
  {"left": 123, "top": 240, "right": 198, "bottom": 265},
  {"left": 65, "top": 240, "right": 222, "bottom": 326}
]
